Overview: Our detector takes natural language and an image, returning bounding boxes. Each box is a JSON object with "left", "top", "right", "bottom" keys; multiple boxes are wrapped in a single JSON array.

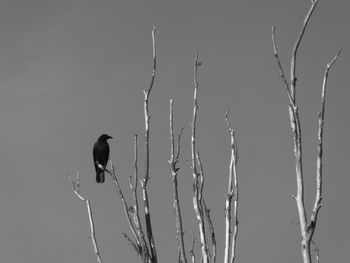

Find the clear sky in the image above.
[{"left": 0, "top": 0, "right": 349, "bottom": 262}]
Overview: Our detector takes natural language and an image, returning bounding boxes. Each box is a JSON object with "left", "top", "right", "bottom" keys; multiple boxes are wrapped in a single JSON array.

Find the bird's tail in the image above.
[{"left": 96, "top": 172, "right": 105, "bottom": 183}]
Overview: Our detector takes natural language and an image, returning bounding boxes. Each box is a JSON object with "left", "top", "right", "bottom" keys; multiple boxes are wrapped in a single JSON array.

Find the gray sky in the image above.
[{"left": 0, "top": 0, "right": 349, "bottom": 262}]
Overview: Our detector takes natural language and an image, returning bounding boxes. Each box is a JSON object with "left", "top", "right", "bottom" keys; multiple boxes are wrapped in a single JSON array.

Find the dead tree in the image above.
[
  {"left": 69, "top": 28, "right": 241, "bottom": 263},
  {"left": 272, "top": 1, "right": 341, "bottom": 262}
]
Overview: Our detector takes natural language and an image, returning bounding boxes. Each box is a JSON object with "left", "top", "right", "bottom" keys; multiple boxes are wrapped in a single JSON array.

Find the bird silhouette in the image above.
[{"left": 93, "top": 134, "right": 113, "bottom": 183}]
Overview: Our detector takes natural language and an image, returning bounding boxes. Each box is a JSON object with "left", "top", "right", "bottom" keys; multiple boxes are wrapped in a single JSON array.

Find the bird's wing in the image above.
[
  {"left": 93, "top": 142, "right": 101, "bottom": 173},
  {"left": 100, "top": 142, "right": 110, "bottom": 167}
]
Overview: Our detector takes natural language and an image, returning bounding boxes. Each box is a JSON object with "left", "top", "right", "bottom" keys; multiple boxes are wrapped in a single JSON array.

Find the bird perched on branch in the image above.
[{"left": 93, "top": 134, "right": 113, "bottom": 183}]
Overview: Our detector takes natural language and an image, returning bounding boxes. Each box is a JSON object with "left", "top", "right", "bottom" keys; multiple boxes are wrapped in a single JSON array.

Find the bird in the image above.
[{"left": 93, "top": 134, "right": 113, "bottom": 183}]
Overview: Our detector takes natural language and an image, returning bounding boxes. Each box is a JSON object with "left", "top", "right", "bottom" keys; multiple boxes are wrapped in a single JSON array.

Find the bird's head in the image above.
[{"left": 98, "top": 134, "right": 113, "bottom": 142}]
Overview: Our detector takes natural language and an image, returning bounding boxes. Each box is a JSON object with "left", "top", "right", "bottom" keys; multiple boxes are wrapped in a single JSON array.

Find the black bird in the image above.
[{"left": 93, "top": 134, "right": 113, "bottom": 183}]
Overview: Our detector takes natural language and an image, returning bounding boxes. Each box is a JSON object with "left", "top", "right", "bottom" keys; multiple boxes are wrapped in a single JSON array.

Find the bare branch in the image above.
[
  {"left": 191, "top": 48, "right": 200, "bottom": 178},
  {"left": 169, "top": 99, "right": 188, "bottom": 263},
  {"left": 272, "top": 2, "right": 318, "bottom": 262},
  {"left": 224, "top": 111, "right": 239, "bottom": 263},
  {"left": 272, "top": 1, "right": 342, "bottom": 263},
  {"left": 191, "top": 48, "right": 209, "bottom": 263},
  {"left": 290, "top": 0, "right": 319, "bottom": 100},
  {"left": 176, "top": 128, "right": 184, "bottom": 161},
  {"left": 285, "top": 7, "right": 320, "bottom": 247},
  {"left": 68, "top": 173, "right": 102, "bottom": 263},
  {"left": 132, "top": 135, "right": 150, "bottom": 260},
  {"left": 189, "top": 232, "right": 196, "bottom": 263},
  {"left": 123, "top": 232, "right": 141, "bottom": 255},
  {"left": 309, "top": 48, "right": 342, "bottom": 236},
  {"left": 288, "top": 2, "right": 327, "bottom": 262},
  {"left": 105, "top": 163, "right": 141, "bottom": 254},
  {"left": 327, "top": 48, "right": 342, "bottom": 69},
  {"left": 271, "top": 27, "right": 294, "bottom": 106},
  {"left": 195, "top": 152, "right": 205, "bottom": 201},
  {"left": 195, "top": 152, "right": 216, "bottom": 263},
  {"left": 141, "top": 26, "right": 158, "bottom": 263},
  {"left": 202, "top": 200, "right": 216, "bottom": 263},
  {"left": 144, "top": 25, "right": 157, "bottom": 96}
]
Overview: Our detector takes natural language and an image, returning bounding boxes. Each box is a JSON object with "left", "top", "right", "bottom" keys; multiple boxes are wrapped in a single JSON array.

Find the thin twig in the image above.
[
  {"left": 105, "top": 163, "right": 141, "bottom": 253},
  {"left": 169, "top": 99, "right": 188, "bottom": 263},
  {"left": 290, "top": 0, "right": 319, "bottom": 100},
  {"left": 190, "top": 232, "right": 196, "bottom": 263},
  {"left": 309, "top": 48, "right": 341, "bottom": 236},
  {"left": 224, "top": 110, "right": 239, "bottom": 263},
  {"left": 176, "top": 128, "right": 184, "bottom": 161},
  {"left": 68, "top": 173, "right": 102, "bottom": 263},
  {"left": 132, "top": 135, "right": 150, "bottom": 260},
  {"left": 123, "top": 232, "right": 140, "bottom": 255},
  {"left": 271, "top": 27, "right": 294, "bottom": 106},
  {"left": 195, "top": 152, "right": 205, "bottom": 203},
  {"left": 202, "top": 199, "right": 216, "bottom": 263}
]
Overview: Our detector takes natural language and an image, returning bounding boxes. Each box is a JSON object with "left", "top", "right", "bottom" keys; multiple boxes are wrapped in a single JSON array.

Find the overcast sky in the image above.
[{"left": 0, "top": 0, "right": 349, "bottom": 262}]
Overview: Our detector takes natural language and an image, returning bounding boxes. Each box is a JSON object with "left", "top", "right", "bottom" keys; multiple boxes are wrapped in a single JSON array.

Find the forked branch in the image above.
[
  {"left": 130, "top": 135, "right": 150, "bottom": 260},
  {"left": 105, "top": 163, "right": 143, "bottom": 257},
  {"left": 272, "top": 1, "right": 341, "bottom": 262},
  {"left": 68, "top": 172, "right": 102, "bottom": 263},
  {"left": 169, "top": 99, "right": 187, "bottom": 263}
]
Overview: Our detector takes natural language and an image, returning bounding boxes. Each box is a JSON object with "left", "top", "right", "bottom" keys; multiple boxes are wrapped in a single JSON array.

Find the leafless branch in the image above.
[
  {"left": 191, "top": 48, "right": 209, "bottom": 263},
  {"left": 271, "top": 27, "right": 294, "bottom": 106},
  {"left": 224, "top": 110, "right": 239, "bottom": 263},
  {"left": 169, "top": 99, "right": 187, "bottom": 263},
  {"left": 123, "top": 232, "right": 141, "bottom": 255},
  {"left": 272, "top": 1, "right": 341, "bottom": 263},
  {"left": 191, "top": 49, "right": 209, "bottom": 263},
  {"left": 272, "top": 3, "right": 316, "bottom": 262},
  {"left": 309, "top": 48, "right": 341, "bottom": 237},
  {"left": 195, "top": 152, "right": 215, "bottom": 262},
  {"left": 132, "top": 135, "right": 150, "bottom": 260},
  {"left": 290, "top": 0, "right": 319, "bottom": 100},
  {"left": 176, "top": 128, "right": 184, "bottom": 161},
  {"left": 105, "top": 163, "right": 141, "bottom": 252},
  {"left": 189, "top": 232, "right": 196, "bottom": 263},
  {"left": 68, "top": 173, "right": 102, "bottom": 263},
  {"left": 202, "top": 200, "right": 216, "bottom": 263},
  {"left": 195, "top": 152, "right": 205, "bottom": 202},
  {"left": 141, "top": 25, "right": 158, "bottom": 263}
]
